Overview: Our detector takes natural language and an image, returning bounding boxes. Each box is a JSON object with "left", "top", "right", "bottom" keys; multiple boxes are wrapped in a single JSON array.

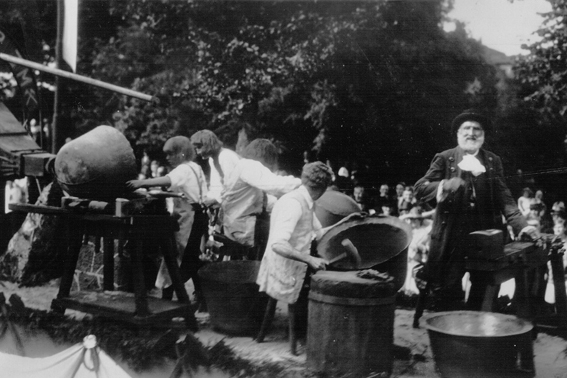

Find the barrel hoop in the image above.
[{"left": 308, "top": 291, "right": 395, "bottom": 306}]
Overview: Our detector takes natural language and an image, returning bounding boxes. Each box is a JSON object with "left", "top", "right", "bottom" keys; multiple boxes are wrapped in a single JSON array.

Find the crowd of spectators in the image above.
[
  {"left": 515, "top": 186, "right": 565, "bottom": 238},
  {"left": 334, "top": 170, "right": 567, "bottom": 298}
]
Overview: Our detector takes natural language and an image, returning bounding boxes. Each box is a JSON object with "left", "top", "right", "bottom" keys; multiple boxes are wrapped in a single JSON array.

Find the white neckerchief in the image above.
[{"left": 458, "top": 151, "right": 486, "bottom": 177}]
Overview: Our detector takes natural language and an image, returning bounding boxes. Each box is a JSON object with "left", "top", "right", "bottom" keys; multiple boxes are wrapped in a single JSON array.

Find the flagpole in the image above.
[{"left": 52, "top": 0, "right": 64, "bottom": 154}]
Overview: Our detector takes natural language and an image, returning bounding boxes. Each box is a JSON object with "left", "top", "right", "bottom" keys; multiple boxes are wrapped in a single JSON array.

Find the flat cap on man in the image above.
[{"left": 451, "top": 109, "right": 492, "bottom": 134}]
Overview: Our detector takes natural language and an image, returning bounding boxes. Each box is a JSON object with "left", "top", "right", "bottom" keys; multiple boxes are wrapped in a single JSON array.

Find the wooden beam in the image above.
[{"left": 0, "top": 53, "right": 155, "bottom": 103}]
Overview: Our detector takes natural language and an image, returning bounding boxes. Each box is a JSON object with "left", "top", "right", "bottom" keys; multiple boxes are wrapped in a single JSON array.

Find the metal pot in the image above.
[{"left": 317, "top": 215, "right": 412, "bottom": 291}]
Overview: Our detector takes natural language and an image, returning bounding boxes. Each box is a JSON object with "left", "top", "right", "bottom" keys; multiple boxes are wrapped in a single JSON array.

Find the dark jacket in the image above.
[{"left": 414, "top": 146, "right": 527, "bottom": 283}]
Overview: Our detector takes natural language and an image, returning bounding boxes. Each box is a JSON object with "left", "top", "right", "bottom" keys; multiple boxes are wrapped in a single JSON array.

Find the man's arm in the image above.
[
  {"left": 492, "top": 155, "right": 529, "bottom": 235},
  {"left": 126, "top": 176, "right": 171, "bottom": 190},
  {"left": 272, "top": 242, "right": 328, "bottom": 270},
  {"left": 414, "top": 153, "right": 445, "bottom": 204},
  {"left": 270, "top": 199, "right": 328, "bottom": 271},
  {"left": 240, "top": 160, "right": 301, "bottom": 197}
]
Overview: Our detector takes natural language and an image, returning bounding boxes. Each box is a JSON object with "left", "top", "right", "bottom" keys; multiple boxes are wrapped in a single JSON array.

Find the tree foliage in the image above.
[
  {"left": 512, "top": 0, "right": 567, "bottom": 192},
  {"left": 516, "top": 0, "right": 567, "bottom": 122},
  {"left": 98, "top": 0, "right": 500, "bottom": 180},
  {"left": 1, "top": 0, "right": 504, "bottom": 183}
]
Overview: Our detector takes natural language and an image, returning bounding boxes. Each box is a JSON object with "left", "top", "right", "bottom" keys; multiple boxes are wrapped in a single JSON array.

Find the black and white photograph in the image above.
[{"left": 0, "top": 0, "right": 566, "bottom": 377}]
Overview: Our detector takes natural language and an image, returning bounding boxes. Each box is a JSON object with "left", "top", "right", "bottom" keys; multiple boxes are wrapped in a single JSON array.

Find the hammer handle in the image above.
[
  {"left": 327, "top": 239, "right": 358, "bottom": 264},
  {"left": 328, "top": 252, "right": 347, "bottom": 264}
]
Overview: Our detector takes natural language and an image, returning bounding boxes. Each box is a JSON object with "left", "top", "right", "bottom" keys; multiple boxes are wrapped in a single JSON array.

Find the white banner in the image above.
[{"left": 62, "top": 0, "right": 78, "bottom": 72}]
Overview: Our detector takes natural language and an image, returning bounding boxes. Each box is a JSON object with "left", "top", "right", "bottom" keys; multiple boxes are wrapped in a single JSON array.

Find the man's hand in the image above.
[
  {"left": 442, "top": 177, "right": 466, "bottom": 193},
  {"left": 307, "top": 256, "right": 328, "bottom": 271},
  {"left": 126, "top": 180, "right": 144, "bottom": 191}
]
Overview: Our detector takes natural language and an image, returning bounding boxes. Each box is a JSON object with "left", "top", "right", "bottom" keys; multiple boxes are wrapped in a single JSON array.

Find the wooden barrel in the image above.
[{"left": 307, "top": 270, "right": 397, "bottom": 377}]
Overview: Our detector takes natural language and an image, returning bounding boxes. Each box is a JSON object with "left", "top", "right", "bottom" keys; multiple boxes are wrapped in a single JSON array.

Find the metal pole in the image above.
[{"left": 0, "top": 53, "right": 155, "bottom": 103}]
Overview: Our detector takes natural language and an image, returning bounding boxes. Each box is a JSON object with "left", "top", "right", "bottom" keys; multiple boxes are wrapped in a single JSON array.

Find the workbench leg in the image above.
[
  {"left": 103, "top": 236, "right": 115, "bottom": 291},
  {"left": 52, "top": 219, "right": 83, "bottom": 314},
  {"left": 480, "top": 285, "right": 499, "bottom": 312},
  {"left": 132, "top": 240, "right": 150, "bottom": 317},
  {"left": 468, "top": 272, "right": 498, "bottom": 312},
  {"left": 515, "top": 269, "right": 532, "bottom": 321}
]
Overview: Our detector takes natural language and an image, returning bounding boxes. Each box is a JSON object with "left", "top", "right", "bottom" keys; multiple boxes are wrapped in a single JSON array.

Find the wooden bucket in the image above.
[
  {"left": 198, "top": 261, "right": 268, "bottom": 336},
  {"left": 307, "top": 270, "right": 397, "bottom": 377}
]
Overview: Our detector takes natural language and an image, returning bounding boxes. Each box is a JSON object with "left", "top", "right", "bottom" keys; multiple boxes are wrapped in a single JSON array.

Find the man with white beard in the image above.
[{"left": 413, "top": 109, "right": 538, "bottom": 312}]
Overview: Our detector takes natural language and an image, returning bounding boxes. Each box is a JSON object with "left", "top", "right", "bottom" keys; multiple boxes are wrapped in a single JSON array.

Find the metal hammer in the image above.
[{"left": 327, "top": 238, "right": 362, "bottom": 268}]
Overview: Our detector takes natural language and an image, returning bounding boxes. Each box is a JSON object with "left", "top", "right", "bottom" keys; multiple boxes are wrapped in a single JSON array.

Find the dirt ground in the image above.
[{"left": 1, "top": 279, "right": 567, "bottom": 377}]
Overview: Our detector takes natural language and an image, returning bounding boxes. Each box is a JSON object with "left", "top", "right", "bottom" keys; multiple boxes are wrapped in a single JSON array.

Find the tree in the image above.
[
  {"left": 2, "top": 0, "right": 505, "bottom": 184},
  {"left": 101, "top": 0, "right": 501, "bottom": 181},
  {"left": 511, "top": 0, "right": 567, "bottom": 199}
]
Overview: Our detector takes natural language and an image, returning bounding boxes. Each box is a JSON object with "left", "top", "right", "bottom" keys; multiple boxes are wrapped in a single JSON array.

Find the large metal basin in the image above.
[{"left": 424, "top": 311, "right": 534, "bottom": 378}]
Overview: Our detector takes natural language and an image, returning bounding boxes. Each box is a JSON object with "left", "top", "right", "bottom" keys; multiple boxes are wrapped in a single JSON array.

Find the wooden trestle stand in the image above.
[{"left": 9, "top": 202, "right": 197, "bottom": 331}]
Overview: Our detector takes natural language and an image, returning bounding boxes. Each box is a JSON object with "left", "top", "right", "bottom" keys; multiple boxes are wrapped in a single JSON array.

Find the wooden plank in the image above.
[
  {"left": 9, "top": 203, "right": 68, "bottom": 215},
  {"left": 52, "top": 292, "right": 192, "bottom": 326}
]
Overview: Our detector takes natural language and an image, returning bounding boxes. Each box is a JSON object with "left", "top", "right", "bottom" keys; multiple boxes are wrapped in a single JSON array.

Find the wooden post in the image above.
[{"left": 52, "top": 0, "right": 64, "bottom": 154}]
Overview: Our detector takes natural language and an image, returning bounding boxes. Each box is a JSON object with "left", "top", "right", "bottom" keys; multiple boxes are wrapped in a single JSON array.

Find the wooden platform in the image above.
[
  {"left": 10, "top": 203, "right": 197, "bottom": 330},
  {"left": 52, "top": 291, "right": 192, "bottom": 326}
]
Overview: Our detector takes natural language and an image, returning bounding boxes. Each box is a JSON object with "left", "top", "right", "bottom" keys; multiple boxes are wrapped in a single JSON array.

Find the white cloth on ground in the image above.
[{"left": 0, "top": 337, "right": 131, "bottom": 378}]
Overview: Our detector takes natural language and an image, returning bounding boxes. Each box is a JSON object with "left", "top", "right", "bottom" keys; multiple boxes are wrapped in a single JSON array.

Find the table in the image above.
[
  {"left": 10, "top": 203, "right": 197, "bottom": 331},
  {"left": 465, "top": 240, "right": 548, "bottom": 319}
]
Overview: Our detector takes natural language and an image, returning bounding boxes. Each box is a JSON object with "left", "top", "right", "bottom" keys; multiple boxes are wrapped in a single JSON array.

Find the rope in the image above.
[{"left": 70, "top": 336, "right": 100, "bottom": 377}]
